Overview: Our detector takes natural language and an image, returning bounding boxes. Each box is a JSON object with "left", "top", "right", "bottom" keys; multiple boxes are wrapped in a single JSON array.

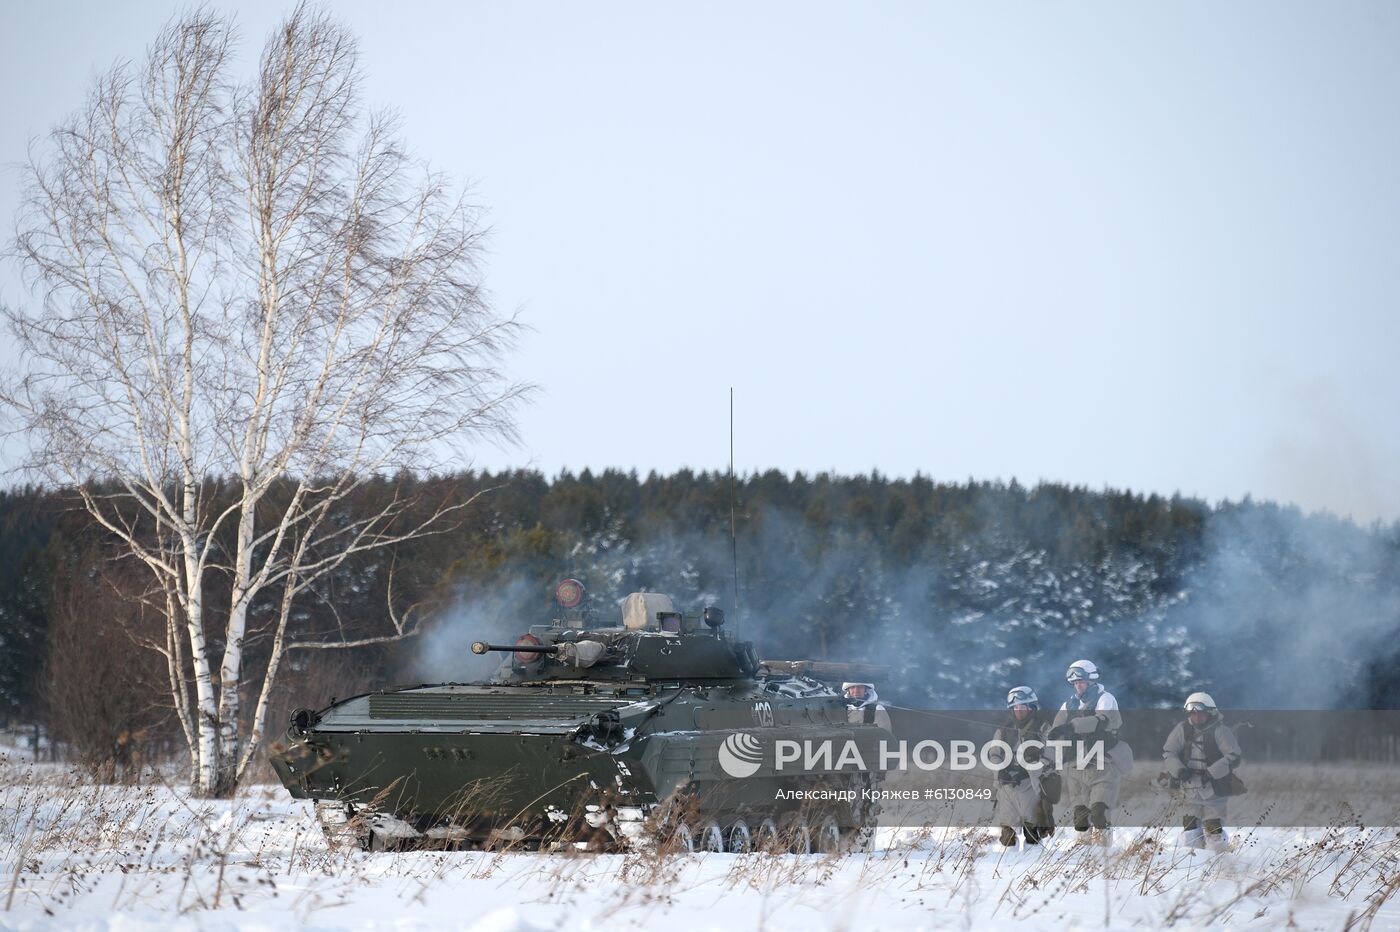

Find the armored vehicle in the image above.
[{"left": 269, "top": 580, "right": 889, "bottom": 852}]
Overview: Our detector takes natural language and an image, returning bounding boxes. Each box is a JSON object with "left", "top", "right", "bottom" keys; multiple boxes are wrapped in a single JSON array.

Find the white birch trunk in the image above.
[
  {"left": 215, "top": 498, "right": 258, "bottom": 794},
  {"left": 237, "top": 577, "right": 299, "bottom": 783},
  {"left": 180, "top": 535, "right": 218, "bottom": 795}
]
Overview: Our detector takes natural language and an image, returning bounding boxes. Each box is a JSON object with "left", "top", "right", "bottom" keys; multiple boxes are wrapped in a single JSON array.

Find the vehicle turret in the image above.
[{"left": 467, "top": 586, "right": 759, "bottom": 684}]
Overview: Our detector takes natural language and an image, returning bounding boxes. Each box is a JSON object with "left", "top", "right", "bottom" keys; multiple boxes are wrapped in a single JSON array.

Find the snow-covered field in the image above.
[{"left": 2, "top": 752, "right": 1397, "bottom": 931}]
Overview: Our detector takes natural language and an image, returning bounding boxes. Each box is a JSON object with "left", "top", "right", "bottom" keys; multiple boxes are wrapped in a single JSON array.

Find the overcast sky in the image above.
[{"left": 2, "top": 1, "right": 1397, "bottom": 522}]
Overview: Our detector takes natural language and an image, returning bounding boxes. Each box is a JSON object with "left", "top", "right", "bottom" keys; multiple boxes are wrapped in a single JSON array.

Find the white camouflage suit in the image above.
[
  {"left": 992, "top": 714, "right": 1051, "bottom": 831},
  {"left": 1052, "top": 685, "right": 1133, "bottom": 829},
  {"left": 1162, "top": 716, "right": 1241, "bottom": 829}
]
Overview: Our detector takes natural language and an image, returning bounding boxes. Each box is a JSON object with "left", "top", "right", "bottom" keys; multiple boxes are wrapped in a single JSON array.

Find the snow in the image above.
[{"left": 2, "top": 753, "right": 1397, "bottom": 931}]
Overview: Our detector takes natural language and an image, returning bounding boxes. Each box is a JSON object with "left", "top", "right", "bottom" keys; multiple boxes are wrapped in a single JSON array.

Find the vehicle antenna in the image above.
[{"left": 729, "top": 387, "right": 740, "bottom": 634}]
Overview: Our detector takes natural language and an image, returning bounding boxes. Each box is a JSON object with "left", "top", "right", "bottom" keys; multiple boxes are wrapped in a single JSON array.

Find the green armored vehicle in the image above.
[{"left": 269, "top": 580, "right": 889, "bottom": 852}]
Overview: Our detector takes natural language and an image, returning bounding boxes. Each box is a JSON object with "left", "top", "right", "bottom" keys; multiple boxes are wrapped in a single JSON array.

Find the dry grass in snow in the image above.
[{"left": 2, "top": 753, "right": 1399, "bottom": 930}]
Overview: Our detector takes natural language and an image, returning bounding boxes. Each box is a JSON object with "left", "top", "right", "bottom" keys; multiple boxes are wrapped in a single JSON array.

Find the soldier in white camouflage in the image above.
[
  {"left": 1050, "top": 659, "right": 1134, "bottom": 844},
  {"left": 1161, "top": 692, "right": 1244, "bottom": 852},
  {"left": 993, "top": 686, "right": 1055, "bottom": 847},
  {"left": 842, "top": 682, "right": 892, "bottom": 731}
]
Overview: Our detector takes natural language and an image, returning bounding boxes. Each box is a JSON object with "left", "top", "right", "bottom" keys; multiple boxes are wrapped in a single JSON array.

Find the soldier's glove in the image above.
[
  {"left": 1093, "top": 721, "right": 1120, "bottom": 750},
  {"left": 1021, "top": 744, "right": 1042, "bottom": 764},
  {"left": 1048, "top": 724, "right": 1072, "bottom": 742},
  {"left": 1175, "top": 767, "right": 1190, "bottom": 782}
]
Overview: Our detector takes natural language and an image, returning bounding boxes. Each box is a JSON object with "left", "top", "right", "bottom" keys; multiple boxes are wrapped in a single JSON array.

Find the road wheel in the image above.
[
  {"left": 814, "top": 816, "right": 842, "bottom": 854},
  {"left": 754, "top": 818, "right": 781, "bottom": 853},
  {"left": 727, "top": 819, "right": 753, "bottom": 853},
  {"left": 663, "top": 820, "right": 696, "bottom": 853},
  {"left": 698, "top": 819, "right": 725, "bottom": 852},
  {"left": 780, "top": 814, "right": 812, "bottom": 854}
]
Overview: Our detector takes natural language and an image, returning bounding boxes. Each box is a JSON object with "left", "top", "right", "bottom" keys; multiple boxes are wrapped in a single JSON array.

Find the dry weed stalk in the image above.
[{"left": 4, "top": 754, "right": 1400, "bottom": 926}]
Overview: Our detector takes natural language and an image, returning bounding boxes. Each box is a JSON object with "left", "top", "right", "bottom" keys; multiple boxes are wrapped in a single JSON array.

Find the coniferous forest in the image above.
[{"left": 2, "top": 469, "right": 1398, "bottom": 770}]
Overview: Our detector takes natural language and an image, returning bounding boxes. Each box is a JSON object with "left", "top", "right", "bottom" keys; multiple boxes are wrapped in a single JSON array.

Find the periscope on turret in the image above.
[{"left": 268, "top": 579, "right": 892, "bottom": 853}]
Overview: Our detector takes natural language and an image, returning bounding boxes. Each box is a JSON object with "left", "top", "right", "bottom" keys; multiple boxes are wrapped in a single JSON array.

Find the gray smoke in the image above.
[
  {"left": 405, "top": 481, "right": 1400, "bottom": 710},
  {"left": 413, "top": 575, "right": 545, "bottom": 683},
  {"left": 1169, "top": 505, "right": 1400, "bottom": 709}
]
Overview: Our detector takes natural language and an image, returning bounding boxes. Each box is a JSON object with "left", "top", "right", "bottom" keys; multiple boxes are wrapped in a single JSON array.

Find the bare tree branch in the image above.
[{"left": 3, "top": 4, "right": 526, "bottom": 796}]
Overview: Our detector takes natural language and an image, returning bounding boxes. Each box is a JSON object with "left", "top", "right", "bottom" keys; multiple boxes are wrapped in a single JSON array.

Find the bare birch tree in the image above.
[{"left": 3, "top": 5, "right": 526, "bottom": 795}]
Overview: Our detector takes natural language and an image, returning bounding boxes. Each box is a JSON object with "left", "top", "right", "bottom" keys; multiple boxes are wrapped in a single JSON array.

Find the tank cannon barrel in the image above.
[{"left": 470, "top": 640, "right": 560, "bottom": 655}]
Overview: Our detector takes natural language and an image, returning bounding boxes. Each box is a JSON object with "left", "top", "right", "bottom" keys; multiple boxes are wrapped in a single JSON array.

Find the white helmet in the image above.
[
  {"left": 1183, "top": 692, "right": 1217, "bottom": 712},
  {"left": 842, "top": 682, "right": 878, "bottom": 707},
  {"left": 1006, "top": 686, "right": 1039, "bottom": 709},
  {"left": 1066, "top": 659, "right": 1100, "bottom": 683}
]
